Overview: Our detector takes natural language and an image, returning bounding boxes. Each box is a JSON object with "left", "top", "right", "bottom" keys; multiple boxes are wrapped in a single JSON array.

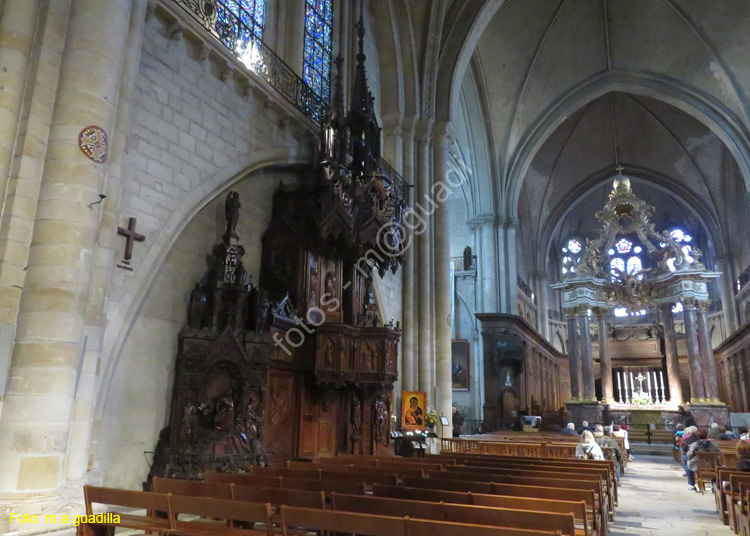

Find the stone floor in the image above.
[{"left": 612, "top": 454, "right": 731, "bottom": 535}]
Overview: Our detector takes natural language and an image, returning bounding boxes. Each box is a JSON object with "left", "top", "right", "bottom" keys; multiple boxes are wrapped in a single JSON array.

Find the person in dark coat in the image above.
[
  {"left": 561, "top": 422, "right": 578, "bottom": 436},
  {"left": 511, "top": 410, "right": 524, "bottom": 431}
]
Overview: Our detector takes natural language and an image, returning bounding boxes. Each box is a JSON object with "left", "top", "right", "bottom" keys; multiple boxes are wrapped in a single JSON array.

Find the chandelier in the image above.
[{"left": 552, "top": 173, "right": 719, "bottom": 312}]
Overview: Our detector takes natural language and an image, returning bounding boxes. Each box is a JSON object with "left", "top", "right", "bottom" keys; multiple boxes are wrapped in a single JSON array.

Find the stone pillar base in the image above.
[
  {"left": 682, "top": 402, "right": 730, "bottom": 427},
  {"left": 565, "top": 401, "right": 604, "bottom": 424}
]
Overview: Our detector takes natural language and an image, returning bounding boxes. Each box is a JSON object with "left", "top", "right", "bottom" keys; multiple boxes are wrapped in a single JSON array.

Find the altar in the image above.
[{"left": 553, "top": 174, "right": 729, "bottom": 427}]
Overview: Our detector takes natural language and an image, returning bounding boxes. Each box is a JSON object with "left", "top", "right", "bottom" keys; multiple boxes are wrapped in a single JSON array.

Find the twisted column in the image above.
[
  {"left": 566, "top": 310, "right": 581, "bottom": 399},
  {"left": 683, "top": 299, "right": 707, "bottom": 402},
  {"left": 594, "top": 308, "right": 613, "bottom": 402},
  {"left": 578, "top": 310, "right": 596, "bottom": 401},
  {"left": 660, "top": 303, "right": 683, "bottom": 404}
]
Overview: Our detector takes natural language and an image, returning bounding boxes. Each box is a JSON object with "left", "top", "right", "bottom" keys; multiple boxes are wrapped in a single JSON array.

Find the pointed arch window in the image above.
[{"left": 303, "top": 0, "right": 334, "bottom": 101}]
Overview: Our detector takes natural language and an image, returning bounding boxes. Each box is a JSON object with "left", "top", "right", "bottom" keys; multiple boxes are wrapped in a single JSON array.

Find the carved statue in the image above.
[
  {"left": 224, "top": 191, "right": 241, "bottom": 242},
  {"left": 350, "top": 395, "right": 362, "bottom": 451},
  {"left": 374, "top": 399, "right": 388, "bottom": 445},
  {"left": 213, "top": 388, "right": 236, "bottom": 431},
  {"left": 463, "top": 246, "right": 472, "bottom": 271}
]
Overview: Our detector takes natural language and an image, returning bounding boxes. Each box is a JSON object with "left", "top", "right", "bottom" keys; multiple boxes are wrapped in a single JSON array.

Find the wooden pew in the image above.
[
  {"left": 716, "top": 468, "right": 749, "bottom": 524},
  {"left": 168, "top": 495, "right": 273, "bottom": 536},
  {"left": 153, "top": 477, "right": 233, "bottom": 499},
  {"left": 206, "top": 472, "right": 282, "bottom": 488},
  {"left": 426, "top": 469, "right": 611, "bottom": 521},
  {"left": 729, "top": 474, "right": 750, "bottom": 533},
  {"left": 250, "top": 466, "right": 399, "bottom": 486},
  {"left": 443, "top": 462, "right": 615, "bottom": 505},
  {"left": 286, "top": 460, "right": 427, "bottom": 480},
  {"left": 278, "top": 505, "right": 563, "bottom": 536},
  {"left": 434, "top": 453, "right": 617, "bottom": 506},
  {"left": 154, "top": 477, "right": 327, "bottom": 510},
  {"left": 330, "top": 492, "right": 578, "bottom": 536},
  {"left": 373, "top": 483, "right": 597, "bottom": 536},
  {"left": 232, "top": 485, "right": 326, "bottom": 509},
  {"left": 401, "top": 476, "right": 607, "bottom": 533},
  {"left": 205, "top": 471, "right": 366, "bottom": 495},
  {"left": 80, "top": 485, "right": 172, "bottom": 536}
]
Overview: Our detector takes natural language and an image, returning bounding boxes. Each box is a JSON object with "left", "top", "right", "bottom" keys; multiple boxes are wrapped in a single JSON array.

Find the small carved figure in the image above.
[
  {"left": 224, "top": 191, "right": 241, "bottom": 241},
  {"left": 463, "top": 246, "right": 472, "bottom": 270},
  {"left": 351, "top": 396, "right": 361, "bottom": 440},
  {"left": 375, "top": 400, "right": 388, "bottom": 444},
  {"left": 213, "top": 388, "right": 236, "bottom": 431}
]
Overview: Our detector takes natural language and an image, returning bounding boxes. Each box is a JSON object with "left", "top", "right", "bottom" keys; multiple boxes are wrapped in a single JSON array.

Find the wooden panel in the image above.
[{"left": 263, "top": 369, "right": 297, "bottom": 463}]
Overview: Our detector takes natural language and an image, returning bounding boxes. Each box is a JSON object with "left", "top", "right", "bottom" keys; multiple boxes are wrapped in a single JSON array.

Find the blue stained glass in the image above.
[
  {"left": 214, "top": 0, "right": 265, "bottom": 48},
  {"left": 304, "top": 0, "right": 333, "bottom": 101}
]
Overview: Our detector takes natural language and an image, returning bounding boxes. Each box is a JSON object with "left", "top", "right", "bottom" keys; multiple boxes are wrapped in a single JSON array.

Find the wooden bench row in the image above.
[{"left": 80, "top": 484, "right": 566, "bottom": 536}]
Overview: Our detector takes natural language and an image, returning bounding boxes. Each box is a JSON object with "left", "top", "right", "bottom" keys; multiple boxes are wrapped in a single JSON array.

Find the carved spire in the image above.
[
  {"left": 347, "top": 3, "right": 381, "bottom": 178},
  {"left": 350, "top": 7, "right": 374, "bottom": 121}
]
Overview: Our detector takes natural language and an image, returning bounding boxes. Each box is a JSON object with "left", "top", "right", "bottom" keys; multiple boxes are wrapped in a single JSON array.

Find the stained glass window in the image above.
[
  {"left": 627, "top": 256, "right": 642, "bottom": 275},
  {"left": 303, "top": 0, "right": 334, "bottom": 101},
  {"left": 567, "top": 239, "right": 582, "bottom": 254},
  {"left": 611, "top": 257, "right": 625, "bottom": 276},
  {"left": 615, "top": 238, "right": 633, "bottom": 254},
  {"left": 214, "top": 0, "right": 265, "bottom": 54},
  {"left": 672, "top": 302, "right": 684, "bottom": 313}
]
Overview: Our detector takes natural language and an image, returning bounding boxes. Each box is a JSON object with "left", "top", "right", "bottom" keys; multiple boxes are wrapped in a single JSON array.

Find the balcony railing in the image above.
[{"left": 169, "top": 0, "right": 408, "bottom": 195}]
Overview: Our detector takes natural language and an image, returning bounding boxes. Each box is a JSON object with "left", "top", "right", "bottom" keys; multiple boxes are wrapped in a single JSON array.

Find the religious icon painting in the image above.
[
  {"left": 451, "top": 339, "right": 470, "bottom": 390},
  {"left": 401, "top": 391, "right": 426, "bottom": 430}
]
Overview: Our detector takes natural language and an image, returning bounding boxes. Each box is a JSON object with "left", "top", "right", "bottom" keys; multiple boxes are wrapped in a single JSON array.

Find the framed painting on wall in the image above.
[
  {"left": 401, "top": 391, "right": 427, "bottom": 429},
  {"left": 451, "top": 339, "right": 470, "bottom": 390}
]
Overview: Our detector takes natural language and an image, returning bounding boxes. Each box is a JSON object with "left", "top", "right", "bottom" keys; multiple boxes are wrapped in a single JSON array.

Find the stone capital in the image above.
[
  {"left": 592, "top": 307, "right": 608, "bottom": 318},
  {"left": 415, "top": 118, "right": 434, "bottom": 143},
  {"left": 504, "top": 216, "right": 519, "bottom": 230},
  {"left": 381, "top": 114, "right": 403, "bottom": 137},
  {"left": 467, "top": 213, "right": 499, "bottom": 230},
  {"left": 696, "top": 299, "right": 711, "bottom": 313}
]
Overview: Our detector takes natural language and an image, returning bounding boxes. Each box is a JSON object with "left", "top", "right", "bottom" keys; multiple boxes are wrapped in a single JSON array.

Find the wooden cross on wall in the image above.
[{"left": 117, "top": 217, "right": 145, "bottom": 271}]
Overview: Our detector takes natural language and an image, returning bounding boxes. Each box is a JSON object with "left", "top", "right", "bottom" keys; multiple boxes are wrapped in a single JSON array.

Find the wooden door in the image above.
[{"left": 299, "top": 386, "right": 337, "bottom": 458}]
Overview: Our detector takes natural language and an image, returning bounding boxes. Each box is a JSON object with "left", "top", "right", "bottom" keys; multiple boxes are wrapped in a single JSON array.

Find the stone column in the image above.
[
  {"left": 0, "top": 0, "right": 133, "bottom": 497},
  {"left": 660, "top": 303, "right": 684, "bottom": 404},
  {"left": 535, "top": 272, "right": 550, "bottom": 340},
  {"left": 578, "top": 311, "right": 596, "bottom": 401},
  {"left": 683, "top": 299, "right": 707, "bottom": 402},
  {"left": 475, "top": 215, "right": 499, "bottom": 313},
  {"left": 594, "top": 308, "right": 613, "bottom": 402},
  {"left": 566, "top": 312, "right": 581, "bottom": 399},
  {"left": 432, "top": 124, "right": 453, "bottom": 435},
  {"left": 716, "top": 256, "right": 739, "bottom": 334},
  {"left": 697, "top": 300, "right": 721, "bottom": 401},
  {"left": 0, "top": 0, "right": 41, "bottom": 220},
  {"left": 400, "top": 118, "right": 416, "bottom": 391},
  {"left": 416, "top": 119, "right": 433, "bottom": 399},
  {"left": 504, "top": 217, "right": 519, "bottom": 315}
]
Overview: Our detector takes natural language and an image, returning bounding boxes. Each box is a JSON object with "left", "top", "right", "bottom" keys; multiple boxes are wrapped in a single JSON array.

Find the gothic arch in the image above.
[
  {"left": 96, "top": 149, "right": 312, "bottom": 419},
  {"left": 504, "top": 72, "right": 750, "bottom": 218}
]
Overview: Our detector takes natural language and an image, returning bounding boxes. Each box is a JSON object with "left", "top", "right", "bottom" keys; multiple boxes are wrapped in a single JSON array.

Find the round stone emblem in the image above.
[{"left": 78, "top": 125, "right": 108, "bottom": 163}]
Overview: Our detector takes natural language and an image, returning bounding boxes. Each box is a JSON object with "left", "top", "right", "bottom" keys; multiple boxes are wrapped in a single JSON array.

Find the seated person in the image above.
[
  {"left": 576, "top": 430, "right": 604, "bottom": 460},
  {"left": 561, "top": 422, "right": 578, "bottom": 436},
  {"left": 594, "top": 425, "right": 622, "bottom": 481},
  {"left": 686, "top": 430, "right": 719, "bottom": 492}
]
